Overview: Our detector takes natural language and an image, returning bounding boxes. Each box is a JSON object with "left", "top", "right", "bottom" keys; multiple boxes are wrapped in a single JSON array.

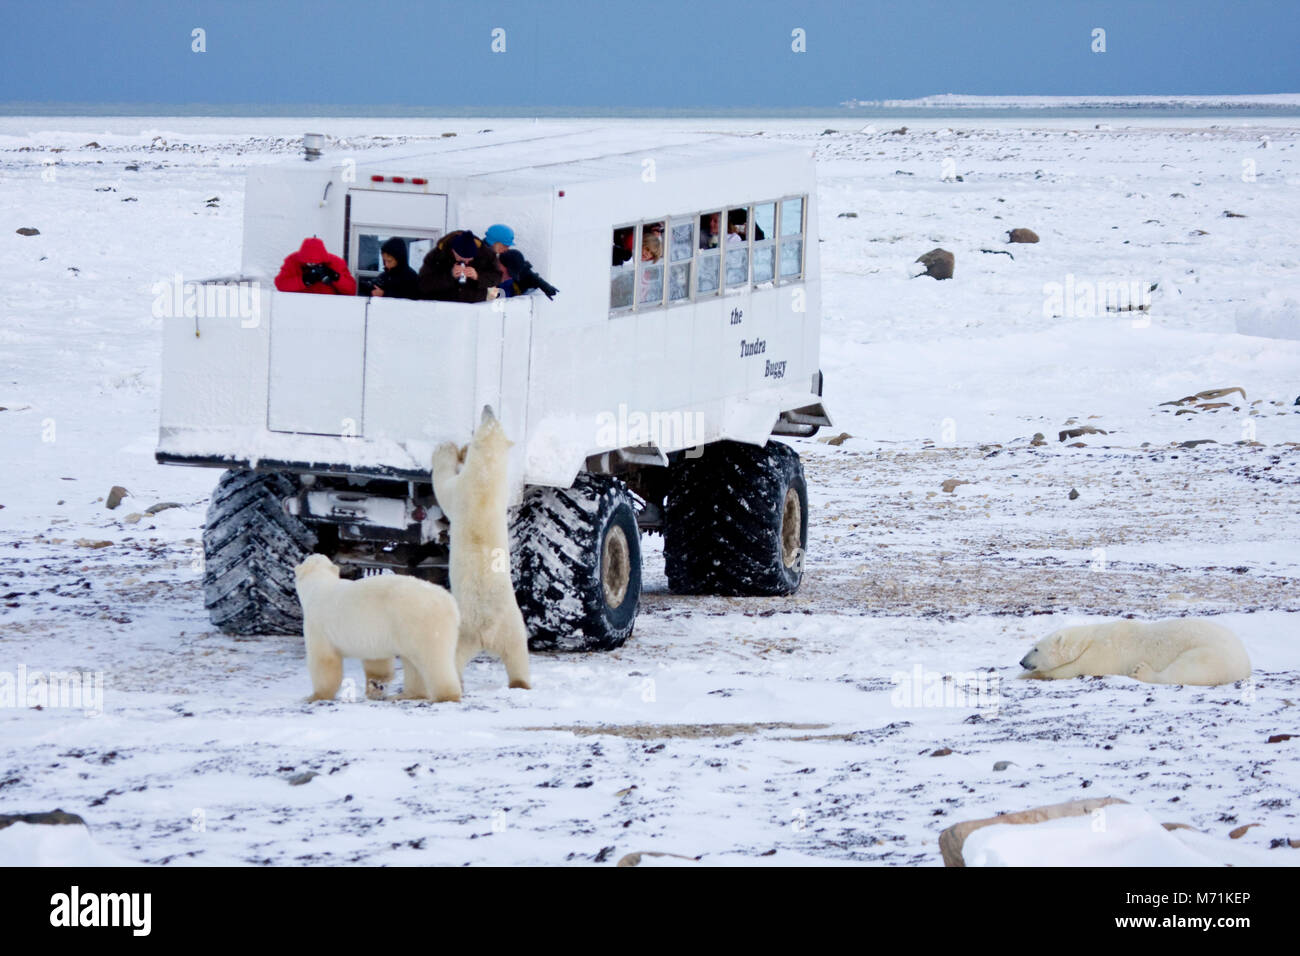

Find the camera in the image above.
[{"left": 300, "top": 262, "right": 340, "bottom": 287}]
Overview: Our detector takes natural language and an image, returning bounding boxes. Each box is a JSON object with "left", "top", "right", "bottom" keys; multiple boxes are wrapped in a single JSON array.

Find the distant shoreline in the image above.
[{"left": 4, "top": 96, "right": 1300, "bottom": 120}]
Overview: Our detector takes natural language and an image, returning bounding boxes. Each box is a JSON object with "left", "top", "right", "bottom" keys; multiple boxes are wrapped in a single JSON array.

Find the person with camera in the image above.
[
  {"left": 370, "top": 236, "right": 420, "bottom": 300},
  {"left": 482, "top": 223, "right": 559, "bottom": 300},
  {"left": 273, "top": 237, "right": 356, "bottom": 295},
  {"left": 418, "top": 230, "right": 504, "bottom": 303}
]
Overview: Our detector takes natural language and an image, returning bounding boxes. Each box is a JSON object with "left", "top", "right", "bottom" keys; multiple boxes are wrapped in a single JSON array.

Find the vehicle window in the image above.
[
  {"left": 356, "top": 233, "right": 430, "bottom": 276},
  {"left": 638, "top": 221, "right": 665, "bottom": 307},
  {"left": 611, "top": 225, "right": 635, "bottom": 310},
  {"left": 779, "top": 236, "right": 803, "bottom": 279},
  {"left": 780, "top": 197, "right": 803, "bottom": 236},
  {"left": 752, "top": 202, "right": 776, "bottom": 283},
  {"left": 668, "top": 219, "right": 693, "bottom": 302},
  {"left": 724, "top": 208, "right": 750, "bottom": 287},
  {"left": 699, "top": 211, "right": 722, "bottom": 250}
]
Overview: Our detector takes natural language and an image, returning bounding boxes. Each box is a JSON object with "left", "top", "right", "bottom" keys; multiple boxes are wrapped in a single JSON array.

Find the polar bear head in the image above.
[
  {"left": 1019, "top": 625, "right": 1092, "bottom": 674},
  {"left": 465, "top": 405, "right": 513, "bottom": 475},
  {"left": 294, "top": 553, "right": 340, "bottom": 583}
]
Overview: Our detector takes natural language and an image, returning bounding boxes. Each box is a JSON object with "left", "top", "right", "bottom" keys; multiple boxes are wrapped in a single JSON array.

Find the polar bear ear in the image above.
[{"left": 1050, "top": 628, "right": 1089, "bottom": 667}]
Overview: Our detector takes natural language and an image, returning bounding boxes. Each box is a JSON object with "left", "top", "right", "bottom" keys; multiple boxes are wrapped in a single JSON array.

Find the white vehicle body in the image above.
[{"left": 156, "top": 128, "right": 830, "bottom": 504}]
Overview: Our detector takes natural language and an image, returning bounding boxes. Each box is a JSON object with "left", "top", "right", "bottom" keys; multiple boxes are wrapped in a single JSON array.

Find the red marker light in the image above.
[
  {"left": 558, "top": 190, "right": 565, "bottom": 197},
  {"left": 411, "top": 177, "right": 427, "bottom": 185},
  {"left": 391, "top": 176, "right": 405, "bottom": 183},
  {"left": 370, "top": 174, "right": 383, "bottom": 182}
]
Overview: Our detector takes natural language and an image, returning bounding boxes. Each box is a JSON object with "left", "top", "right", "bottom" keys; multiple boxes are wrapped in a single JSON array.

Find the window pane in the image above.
[
  {"left": 638, "top": 262, "right": 664, "bottom": 307},
  {"left": 697, "top": 253, "right": 720, "bottom": 294},
  {"left": 611, "top": 267, "right": 633, "bottom": 309},
  {"left": 699, "top": 211, "right": 722, "bottom": 249},
  {"left": 611, "top": 226, "right": 635, "bottom": 310},
  {"left": 670, "top": 221, "right": 694, "bottom": 262},
  {"left": 669, "top": 262, "right": 691, "bottom": 301},
  {"left": 612, "top": 226, "right": 635, "bottom": 267},
  {"left": 780, "top": 197, "right": 803, "bottom": 237},
  {"left": 726, "top": 208, "right": 750, "bottom": 243},
  {"left": 753, "top": 203, "right": 775, "bottom": 242},
  {"left": 779, "top": 238, "right": 803, "bottom": 278},
  {"left": 358, "top": 234, "right": 381, "bottom": 273},
  {"left": 753, "top": 244, "right": 775, "bottom": 283},
  {"left": 725, "top": 245, "right": 748, "bottom": 286}
]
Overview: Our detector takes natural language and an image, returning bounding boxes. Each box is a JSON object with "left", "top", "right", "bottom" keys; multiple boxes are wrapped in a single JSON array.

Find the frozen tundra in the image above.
[{"left": 155, "top": 129, "right": 831, "bottom": 650}]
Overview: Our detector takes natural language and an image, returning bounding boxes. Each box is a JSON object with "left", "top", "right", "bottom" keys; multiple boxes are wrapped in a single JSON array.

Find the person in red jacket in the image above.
[{"left": 273, "top": 237, "right": 357, "bottom": 295}]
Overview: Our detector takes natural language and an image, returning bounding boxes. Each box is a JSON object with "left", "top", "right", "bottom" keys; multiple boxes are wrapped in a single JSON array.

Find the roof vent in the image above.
[{"left": 303, "top": 132, "right": 325, "bottom": 161}]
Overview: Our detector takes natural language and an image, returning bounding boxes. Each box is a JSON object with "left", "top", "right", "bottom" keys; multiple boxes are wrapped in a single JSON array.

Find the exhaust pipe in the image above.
[{"left": 303, "top": 132, "right": 324, "bottom": 161}]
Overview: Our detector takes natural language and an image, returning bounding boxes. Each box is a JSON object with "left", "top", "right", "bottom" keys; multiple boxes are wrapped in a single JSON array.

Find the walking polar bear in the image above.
[
  {"left": 432, "top": 406, "right": 532, "bottom": 690},
  {"left": 294, "top": 554, "right": 462, "bottom": 702},
  {"left": 1019, "top": 618, "right": 1251, "bottom": 686}
]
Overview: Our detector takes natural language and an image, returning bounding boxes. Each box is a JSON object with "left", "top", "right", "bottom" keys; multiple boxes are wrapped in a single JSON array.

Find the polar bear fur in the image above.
[
  {"left": 294, "top": 554, "right": 461, "bottom": 702},
  {"left": 1019, "top": 618, "right": 1251, "bottom": 686},
  {"left": 432, "top": 406, "right": 531, "bottom": 690}
]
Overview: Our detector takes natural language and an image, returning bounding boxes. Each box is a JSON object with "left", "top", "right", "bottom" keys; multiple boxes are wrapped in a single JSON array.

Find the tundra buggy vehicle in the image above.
[{"left": 156, "top": 128, "right": 831, "bottom": 650}]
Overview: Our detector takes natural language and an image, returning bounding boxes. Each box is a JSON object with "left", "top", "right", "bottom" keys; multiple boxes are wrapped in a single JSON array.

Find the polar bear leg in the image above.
[
  {"left": 456, "top": 634, "right": 481, "bottom": 682},
  {"left": 431, "top": 443, "right": 462, "bottom": 516},
  {"left": 397, "top": 654, "right": 429, "bottom": 699},
  {"left": 363, "top": 658, "right": 395, "bottom": 699},
  {"left": 306, "top": 645, "right": 343, "bottom": 701},
  {"left": 498, "top": 627, "right": 532, "bottom": 690},
  {"left": 401, "top": 645, "right": 461, "bottom": 703},
  {"left": 1132, "top": 648, "right": 1233, "bottom": 686}
]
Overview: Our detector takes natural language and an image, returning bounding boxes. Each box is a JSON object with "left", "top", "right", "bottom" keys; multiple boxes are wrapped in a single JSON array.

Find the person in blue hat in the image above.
[{"left": 483, "top": 223, "right": 559, "bottom": 300}]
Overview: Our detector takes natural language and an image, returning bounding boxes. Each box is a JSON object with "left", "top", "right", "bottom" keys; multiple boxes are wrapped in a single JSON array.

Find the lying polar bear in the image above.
[
  {"left": 432, "top": 406, "right": 531, "bottom": 690},
  {"left": 1019, "top": 618, "right": 1251, "bottom": 686},
  {"left": 294, "top": 554, "right": 462, "bottom": 702}
]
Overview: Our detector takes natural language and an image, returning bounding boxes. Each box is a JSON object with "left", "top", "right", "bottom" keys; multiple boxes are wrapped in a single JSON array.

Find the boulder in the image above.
[
  {"left": 914, "top": 248, "right": 954, "bottom": 280},
  {"left": 939, "top": 797, "right": 1128, "bottom": 867}
]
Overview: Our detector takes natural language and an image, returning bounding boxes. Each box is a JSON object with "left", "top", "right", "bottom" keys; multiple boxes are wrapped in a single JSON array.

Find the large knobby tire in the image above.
[
  {"left": 510, "top": 474, "right": 642, "bottom": 652},
  {"left": 664, "top": 440, "right": 808, "bottom": 596},
  {"left": 202, "top": 470, "right": 316, "bottom": 636}
]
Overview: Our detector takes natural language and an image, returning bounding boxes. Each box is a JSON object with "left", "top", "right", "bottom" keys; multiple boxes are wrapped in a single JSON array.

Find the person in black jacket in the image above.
[
  {"left": 370, "top": 237, "right": 420, "bottom": 299},
  {"left": 418, "top": 231, "right": 503, "bottom": 303}
]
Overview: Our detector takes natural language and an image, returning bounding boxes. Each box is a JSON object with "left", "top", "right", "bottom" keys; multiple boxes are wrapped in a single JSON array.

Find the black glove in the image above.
[
  {"left": 301, "top": 262, "right": 340, "bottom": 287},
  {"left": 612, "top": 245, "right": 632, "bottom": 266},
  {"left": 517, "top": 268, "right": 558, "bottom": 300},
  {"left": 531, "top": 273, "right": 559, "bottom": 299}
]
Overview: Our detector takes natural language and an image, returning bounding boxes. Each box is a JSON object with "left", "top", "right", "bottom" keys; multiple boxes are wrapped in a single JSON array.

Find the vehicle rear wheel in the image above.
[
  {"left": 202, "top": 470, "right": 316, "bottom": 636},
  {"left": 664, "top": 440, "right": 808, "bottom": 596},
  {"left": 510, "top": 473, "right": 642, "bottom": 651}
]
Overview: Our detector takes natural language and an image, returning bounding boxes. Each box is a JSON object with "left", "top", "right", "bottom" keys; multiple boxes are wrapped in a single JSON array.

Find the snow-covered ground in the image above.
[{"left": 1, "top": 116, "right": 1298, "bottom": 866}]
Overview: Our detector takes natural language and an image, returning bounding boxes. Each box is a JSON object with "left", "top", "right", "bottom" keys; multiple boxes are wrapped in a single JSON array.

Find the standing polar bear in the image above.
[
  {"left": 1019, "top": 618, "right": 1251, "bottom": 686},
  {"left": 294, "top": 554, "right": 462, "bottom": 702},
  {"left": 432, "top": 406, "right": 532, "bottom": 690}
]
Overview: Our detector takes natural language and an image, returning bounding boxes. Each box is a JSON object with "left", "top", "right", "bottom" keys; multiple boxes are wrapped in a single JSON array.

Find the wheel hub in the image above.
[
  {"left": 602, "top": 524, "right": 631, "bottom": 608},
  {"left": 781, "top": 487, "right": 803, "bottom": 570}
]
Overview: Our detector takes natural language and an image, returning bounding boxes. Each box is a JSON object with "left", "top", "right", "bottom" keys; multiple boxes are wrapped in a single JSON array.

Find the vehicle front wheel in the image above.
[{"left": 510, "top": 474, "right": 642, "bottom": 651}]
